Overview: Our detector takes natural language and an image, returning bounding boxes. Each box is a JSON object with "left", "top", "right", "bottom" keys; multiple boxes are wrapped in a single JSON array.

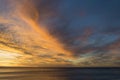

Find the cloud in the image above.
[{"left": 0, "top": 0, "right": 120, "bottom": 66}]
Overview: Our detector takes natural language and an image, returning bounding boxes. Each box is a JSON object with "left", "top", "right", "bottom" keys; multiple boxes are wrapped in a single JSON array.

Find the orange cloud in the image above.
[
  {"left": 14, "top": 0, "right": 72, "bottom": 56},
  {"left": 0, "top": 0, "right": 75, "bottom": 66}
]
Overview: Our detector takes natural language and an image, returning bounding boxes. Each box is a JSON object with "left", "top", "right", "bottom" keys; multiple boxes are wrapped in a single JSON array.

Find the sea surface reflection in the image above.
[{"left": 0, "top": 67, "right": 119, "bottom": 80}]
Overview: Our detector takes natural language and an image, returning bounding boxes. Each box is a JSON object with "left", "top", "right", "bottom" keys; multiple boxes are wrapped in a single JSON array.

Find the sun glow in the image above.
[{"left": 0, "top": 50, "right": 22, "bottom": 66}]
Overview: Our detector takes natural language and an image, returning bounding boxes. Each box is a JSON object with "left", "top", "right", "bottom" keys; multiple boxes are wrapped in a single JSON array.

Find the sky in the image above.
[{"left": 0, "top": 0, "right": 120, "bottom": 67}]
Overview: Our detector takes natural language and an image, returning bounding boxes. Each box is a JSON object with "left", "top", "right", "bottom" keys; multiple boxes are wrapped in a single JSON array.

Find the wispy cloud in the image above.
[{"left": 0, "top": 0, "right": 120, "bottom": 66}]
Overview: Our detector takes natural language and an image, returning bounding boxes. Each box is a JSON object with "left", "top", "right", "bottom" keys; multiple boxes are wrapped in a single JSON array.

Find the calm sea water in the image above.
[{"left": 0, "top": 67, "right": 119, "bottom": 80}]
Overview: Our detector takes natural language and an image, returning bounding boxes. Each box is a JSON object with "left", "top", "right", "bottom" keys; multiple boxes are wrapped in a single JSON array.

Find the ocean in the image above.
[{"left": 0, "top": 67, "right": 119, "bottom": 80}]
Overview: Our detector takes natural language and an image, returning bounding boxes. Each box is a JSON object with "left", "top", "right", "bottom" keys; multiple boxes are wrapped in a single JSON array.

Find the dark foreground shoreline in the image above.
[{"left": 0, "top": 67, "right": 119, "bottom": 80}]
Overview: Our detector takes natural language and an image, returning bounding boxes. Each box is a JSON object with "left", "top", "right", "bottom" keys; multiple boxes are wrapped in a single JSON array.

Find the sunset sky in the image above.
[{"left": 0, "top": 0, "right": 120, "bottom": 67}]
